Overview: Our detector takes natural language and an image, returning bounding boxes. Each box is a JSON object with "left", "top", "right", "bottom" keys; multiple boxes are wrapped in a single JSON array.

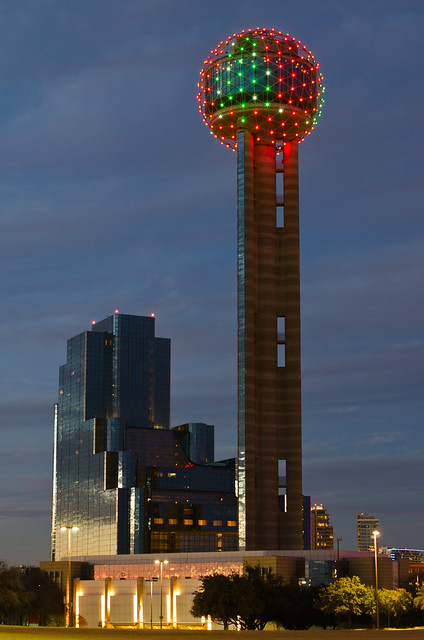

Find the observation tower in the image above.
[{"left": 198, "top": 28, "right": 324, "bottom": 550}]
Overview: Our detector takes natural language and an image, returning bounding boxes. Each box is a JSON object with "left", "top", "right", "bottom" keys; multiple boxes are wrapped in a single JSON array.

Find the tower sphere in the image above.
[{"left": 198, "top": 28, "right": 324, "bottom": 150}]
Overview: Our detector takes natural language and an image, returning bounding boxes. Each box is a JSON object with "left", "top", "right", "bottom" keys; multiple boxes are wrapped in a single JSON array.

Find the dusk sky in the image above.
[{"left": 1, "top": 0, "right": 423, "bottom": 566}]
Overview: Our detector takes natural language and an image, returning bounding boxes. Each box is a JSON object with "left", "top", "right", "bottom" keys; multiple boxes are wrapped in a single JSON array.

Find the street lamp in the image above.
[
  {"left": 154, "top": 559, "right": 168, "bottom": 629},
  {"left": 60, "top": 525, "right": 78, "bottom": 627},
  {"left": 373, "top": 529, "right": 380, "bottom": 630},
  {"left": 336, "top": 537, "right": 342, "bottom": 562}
]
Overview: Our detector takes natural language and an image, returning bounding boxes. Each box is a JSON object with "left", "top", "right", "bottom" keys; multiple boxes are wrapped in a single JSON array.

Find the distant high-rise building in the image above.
[
  {"left": 357, "top": 513, "right": 379, "bottom": 552},
  {"left": 51, "top": 312, "right": 237, "bottom": 561},
  {"left": 311, "top": 504, "right": 334, "bottom": 550}
]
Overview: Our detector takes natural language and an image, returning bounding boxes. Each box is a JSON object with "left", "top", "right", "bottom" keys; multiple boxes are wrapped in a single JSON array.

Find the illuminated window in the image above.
[
  {"left": 198, "top": 520, "right": 207, "bottom": 526},
  {"left": 153, "top": 518, "right": 163, "bottom": 525},
  {"left": 213, "top": 520, "right": 222, "bottom": 527},
  {"left": 168, "top": 518, "right": 178, "bottom": 525},
  {"left": 227, "top": 521, "right": 237, "bottom": 527},
  {"left": 184, "top": 519, "right": 193, "bottom": 526}
]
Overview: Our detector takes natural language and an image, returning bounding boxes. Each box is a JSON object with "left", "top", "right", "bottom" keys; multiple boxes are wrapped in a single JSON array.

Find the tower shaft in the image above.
[{"left": 237, "top": 131, "right": 302, "bottom": 550}]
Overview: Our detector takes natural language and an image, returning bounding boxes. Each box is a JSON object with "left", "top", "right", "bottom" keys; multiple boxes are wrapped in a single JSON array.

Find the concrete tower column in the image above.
[{"left": 238, "top": 135, "right": 303, "bottom": 550}]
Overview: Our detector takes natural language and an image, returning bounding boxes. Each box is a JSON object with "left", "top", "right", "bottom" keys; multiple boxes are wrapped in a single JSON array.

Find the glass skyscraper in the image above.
[{"left": 51, "top": 313, "right": 237, "bottom": 561}]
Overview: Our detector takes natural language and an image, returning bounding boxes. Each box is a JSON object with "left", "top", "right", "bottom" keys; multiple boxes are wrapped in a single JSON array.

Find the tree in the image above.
[
  {"left": 377, "top": 588, "right": 412, "bottom": 627},
  {"left": 414, "top": 584, "right": 424, "bottom": 612},
  {"left": 191, "top": 565, "right": 284, "bottom": 630},
  {"left": 232, "top": 565, "right": 284, "bottom": 630},
  {"left": 315, "top": 576, "right": 369, "bottom": 628},
  {"left": 21, "top": 567, "right": 64, "bottom": 626},
  {"left": 275, "top": 584, "right": 335, "bottom": 630},
  {"left": 0, "top": 563, "right": 63, "bottom": 626},
  {"left": 191, "top": 572, "right": 234, "bottom": 630}
]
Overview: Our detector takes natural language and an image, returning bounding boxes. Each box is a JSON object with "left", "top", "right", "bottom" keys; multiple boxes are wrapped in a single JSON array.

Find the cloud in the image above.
[{"left": 0, "top": 504, "right": 51, "bottom": 520}]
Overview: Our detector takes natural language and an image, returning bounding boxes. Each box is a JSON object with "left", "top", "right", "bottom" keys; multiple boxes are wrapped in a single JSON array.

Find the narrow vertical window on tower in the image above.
[
  {"left": 276, "top": 168, "right": 284, "bottom": 227},
  {"left": 277, "top": 316, "right": 285, "bottom": 367},
  {"left": 278, "top": 459, "right": 287, "bottom": 512}
]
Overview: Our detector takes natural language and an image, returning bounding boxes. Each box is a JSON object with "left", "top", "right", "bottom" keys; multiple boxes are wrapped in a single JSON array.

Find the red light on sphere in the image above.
[{"left": 197, "top": 26, "right": 324, "bottom": 150}]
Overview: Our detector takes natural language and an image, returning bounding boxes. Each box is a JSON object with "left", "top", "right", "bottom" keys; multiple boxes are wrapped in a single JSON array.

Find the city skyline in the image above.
[{"left": 0, "top": 0, "right": 423, "bottom": 566}]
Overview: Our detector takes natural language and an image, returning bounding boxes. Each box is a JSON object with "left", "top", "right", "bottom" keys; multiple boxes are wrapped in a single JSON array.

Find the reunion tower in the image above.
[{"left": 198, "top": 28, "right": 324, "bottom": 550}]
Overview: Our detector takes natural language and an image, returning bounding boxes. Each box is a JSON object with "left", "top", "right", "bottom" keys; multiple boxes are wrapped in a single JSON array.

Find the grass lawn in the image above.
[{"left": 1, "top": 628, "right": 424, "bottom": 640}]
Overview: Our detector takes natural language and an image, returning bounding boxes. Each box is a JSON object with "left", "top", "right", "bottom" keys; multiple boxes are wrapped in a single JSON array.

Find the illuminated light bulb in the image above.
[
  {"left": 150, "top": 313, "right": 155, "bottom": 318},
  {"left": 91, "top": 320, "right": 96, "bottom": 326},
  {"left": 114, "top": 309, "right": 119, "bottom": 314}
]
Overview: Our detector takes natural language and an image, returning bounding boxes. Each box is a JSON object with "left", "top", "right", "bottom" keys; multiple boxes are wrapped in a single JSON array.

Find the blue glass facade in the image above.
[{"left": 52, "top": 313, "right": 237, "bottom": 560}]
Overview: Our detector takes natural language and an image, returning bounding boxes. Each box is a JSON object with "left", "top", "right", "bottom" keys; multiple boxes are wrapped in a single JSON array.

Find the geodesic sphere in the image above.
[{"left": 198, "top": 28, "right": 324, "bottom": 150}]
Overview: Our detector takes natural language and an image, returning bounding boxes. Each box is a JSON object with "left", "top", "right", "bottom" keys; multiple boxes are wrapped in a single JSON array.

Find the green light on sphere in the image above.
[{"left": 197, "top": 26, "right": 324, "bottom": 150}]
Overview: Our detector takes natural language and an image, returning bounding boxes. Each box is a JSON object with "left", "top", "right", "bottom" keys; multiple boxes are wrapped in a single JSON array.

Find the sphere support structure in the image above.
[
  {"left": 198, "top": 28, "right": 324, "bottom": 551},
  {"left": 237, "top": 133, "right": 302, "bottom": 549}
]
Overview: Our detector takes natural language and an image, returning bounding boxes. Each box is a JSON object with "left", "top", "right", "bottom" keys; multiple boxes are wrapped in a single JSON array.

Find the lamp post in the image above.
[
  {"left": 335, "top": 537, "right": 342, "bottom": 579},
  {"left": 336, "top": 537, "right": 342, "bottom": 561},
  {"left": 150, "top": 579, "right": 153, "bottom": 629},
  {"left": 373, "top": 529, "right": 380, "bottom": 630},
  {"left": 60, "top": 526, "right": 78, "bottom": 627},
  {"left": 155, "top": 559, "right": 168, "bottom": 629}
]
